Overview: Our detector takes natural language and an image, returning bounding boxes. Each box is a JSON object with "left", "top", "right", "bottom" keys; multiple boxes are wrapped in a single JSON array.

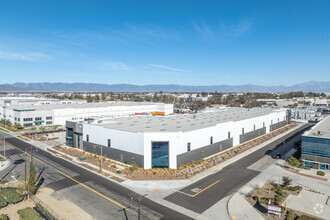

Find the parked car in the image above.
[{"left": 274, "top": 153, "right": 282, "bottom": 159}]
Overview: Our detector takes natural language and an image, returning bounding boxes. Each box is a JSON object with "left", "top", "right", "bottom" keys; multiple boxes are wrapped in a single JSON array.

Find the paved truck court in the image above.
[{"left": 165, "top": 123, "right": 312, "bottom": 214}]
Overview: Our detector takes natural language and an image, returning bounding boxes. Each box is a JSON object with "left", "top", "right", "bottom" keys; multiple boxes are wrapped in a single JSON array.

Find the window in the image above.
[
  {"left": 152, "top": 141, "right": 169, "bottom": 168},
  {"left": 86, "top": 135, "right": 89, "bottom": 142},
  {"left": 278, "top": 118, "right": 280, "bottom": 122},
  {"left": 23, "top": 118, "right": 33, "bottom": 122},
  {"left": 46, "top": 116, "right": 52, "bottom": 120},
  {"left": 242, "top": 128, "right": 244, "bottom": 134},
  {"left": 304, "top": 160, "right": 313, "bottom": 168},
  {"left": 254, "top": 125, "right": 256, "bottom": 130},
  {"left": 228, "top": 132, "right": 231, "bottom": 139},
  {"left": 271, "top": 120, "right": 273, "bottom": 125},
  {"left": 46, "top": 121, "right": 52, "bottom": 125},
  {"left": 67, "top": 128, "right": 73, "bottom": 138},
  {"left": 263, "top": 122, "right": 265, "bottom": 127},
  {"left": 18, "top": 118, "right": 20, "bottom": 122},
  {"left": 35, "top": 117, "right": 42, "bottom": 121},
  {"left": 187, "top": 143, "right": 191, "bottom": 152},
  {"left": 15, "top": 117, "right": 17, "bottom": 121},
  {"left": 23, "top": 123, "right": 33, "bottom": 127},
  {"left": 107, "top": 139, "right": 111, "bottom": 147},
  {"left": 210, "top": 136, "right": 213, "bottom": 144}
]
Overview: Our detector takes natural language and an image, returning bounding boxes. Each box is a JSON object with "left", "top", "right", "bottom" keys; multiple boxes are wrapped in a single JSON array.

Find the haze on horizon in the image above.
[{"left": 0, "top": 0, "right": 329, "bottom": 86}]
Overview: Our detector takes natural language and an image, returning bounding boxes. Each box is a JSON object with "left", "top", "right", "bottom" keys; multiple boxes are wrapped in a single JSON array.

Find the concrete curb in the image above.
[
  {"left": 0, "top": 159, "right": 10, "bottom": 172},
  {"left": 47, "top": 147, "right": 128, "bottom": 182}
]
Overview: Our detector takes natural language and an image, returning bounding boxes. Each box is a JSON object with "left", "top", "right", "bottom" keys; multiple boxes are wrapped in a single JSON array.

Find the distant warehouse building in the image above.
[
  {"left": 66, "top": 108, "right": 290, "bottom": 169},
  {"left": 0, "top": 102, "right": 173, "bottom": 127},
  {"left": 301, "top": 117, "right": 330, "bottom": 170}
]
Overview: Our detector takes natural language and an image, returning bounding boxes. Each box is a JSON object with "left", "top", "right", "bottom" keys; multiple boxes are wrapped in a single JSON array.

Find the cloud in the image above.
[
  {"left": 103, "top": 62, "right": 130, "bottom": 71},
  {"left": 193, "top": 23, "right": 215, "bottom": 39},
  {"left": 0, "top": 51, "right": 49, "bottom": 61},
  {"left": 229, "top": 19, "right": 253, "bottom": 37},
  {"left": 146, "top": 64, "right": 185, "bottom": 72}
]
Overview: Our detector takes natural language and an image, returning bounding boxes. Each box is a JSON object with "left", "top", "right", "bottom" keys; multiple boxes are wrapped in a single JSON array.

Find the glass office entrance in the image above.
[{"left": 152, "top": 141, "right": 169, "bottom": 168}]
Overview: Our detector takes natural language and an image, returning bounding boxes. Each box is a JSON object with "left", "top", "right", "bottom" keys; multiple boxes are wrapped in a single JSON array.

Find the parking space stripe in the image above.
[{"left": 192, "top": 180, "right": 220, "bottom": 197}]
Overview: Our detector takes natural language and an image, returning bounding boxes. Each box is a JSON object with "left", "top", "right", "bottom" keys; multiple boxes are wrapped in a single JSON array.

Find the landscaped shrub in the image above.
[
  {"left": 0, "top": 195, "right": 8, "bottom": 208},
  {"left": 0, "top": 187, "right": 23, "bottom": 203},
  {"left": 129, "top": 163, "right": 139, "bottom": 172},
  {"left": 0, "top": 180, "right": 8, "bottom": 185},
  {"left": 0, "top": 214, "right": 9, "bottom": 220},
  {"left": 287, "top": 156, "right": 301, "bottom": 167},
  {"left": 285, "top": 210, "right": 296, "bottom": 220},
  {"left": 317, "top": 171, "right": 325, "bottom": 176},
  {"left": 286, "top": 186, "right": 301, "bottom": 191},
  {"left": 274, "top": 195, "right": 283, "bottom": 205},
  {"left": 17, "top": 207, "right": 43, "bottom": 220},
  {"left": 282, "top": 176, "right": 293, "bottom": 187}
]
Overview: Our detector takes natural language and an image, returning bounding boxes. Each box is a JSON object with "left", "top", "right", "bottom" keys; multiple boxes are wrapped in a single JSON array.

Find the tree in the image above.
[
  {"left": 28, "top": 163, "right": 36, "bottom": 194},
  {"left": 282, "top": 176, "right": 292, "bottom": 187}
]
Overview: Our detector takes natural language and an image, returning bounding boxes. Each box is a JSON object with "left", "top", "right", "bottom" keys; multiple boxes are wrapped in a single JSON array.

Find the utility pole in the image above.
[
  {"left": 132, "top": 194, "right": 147, "bottom": 220},
  {"left": 93, "top": 145, "right": 103, "bottom": 173}
]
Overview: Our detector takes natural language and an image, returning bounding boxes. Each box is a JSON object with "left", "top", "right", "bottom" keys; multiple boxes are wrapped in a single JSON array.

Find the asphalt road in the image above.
[
  {"left": 0, "top": 132, "right": 193, "bottom": 220},
  {"left": 164, "top": 123, "right": 313, "bottom": 214}
]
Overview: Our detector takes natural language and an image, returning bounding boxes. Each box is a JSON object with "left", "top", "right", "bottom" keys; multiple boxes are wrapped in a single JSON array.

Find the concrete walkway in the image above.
[{"left": 286, "top": 190, "right": 330, "bottom": 220}]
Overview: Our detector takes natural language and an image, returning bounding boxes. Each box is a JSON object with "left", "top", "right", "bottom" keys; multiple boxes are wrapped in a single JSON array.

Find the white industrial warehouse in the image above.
[
  {"left": 67, "top": 107, "right": 290, "bottom": 169},
  {"left": 0, "top": 102, "right": 173, "bottom": 127}
]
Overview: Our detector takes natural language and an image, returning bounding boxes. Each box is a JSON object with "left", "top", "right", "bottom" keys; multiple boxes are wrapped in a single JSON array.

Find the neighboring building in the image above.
[
  {"left": 301, "top": 117, "right": 330, "bottom": 170},
  {"left": 291, "top": 108, "right": 323, "bottom": 122},
  {"left": 1, "top": 102, "right": 173, "bottom": 127},
  {"left": 67, "top": 108, "right": 290, "bottom": 169},
  {"left": 0, "top": 97, "right": 86, "bottom": 106}
]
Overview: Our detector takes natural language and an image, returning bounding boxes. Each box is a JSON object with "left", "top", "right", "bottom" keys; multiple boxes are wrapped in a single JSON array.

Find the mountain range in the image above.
[{"left": 0, "top": 81, "right": 329, "bottom": 93}]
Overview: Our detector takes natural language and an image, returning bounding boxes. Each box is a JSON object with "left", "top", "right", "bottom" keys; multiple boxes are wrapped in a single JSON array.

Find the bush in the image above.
[
  {"left": 129, "top": 163, "right": 139, "bottom": 172},
  {"left": 287, "top": 156, "right": 301, "bottom": 167},
  {"left": 0, "top": 214, "right": 9, "bottom": 220},
  {"left": 0, "top": 195, "right": 8, "bottom": 208},
  {"left": 282, "top": 176, "right": 293, "bottom": 187},
  {"left": 317, "top": 171, "right": 325, "bottom": 176},
  {"left": 285, "top": 210, "right": 296, "bottom": 220},
  {"left": 0, "top": 187, "right": 23, "bottom": 203},
  {"left": 286, "top": 186, "right": 301, "bottom": 191},
  {"left": 0, "top": 180, "right": 8, "bottom": 185},
  {"left": 274, "top": 195, "right": 283, "bottom": 205},
  {"left": 17, "top": 207, "right": 43, "bottom": 220},
  {"left": 276, "top": 188, "right": 287, "bottom": 197}
]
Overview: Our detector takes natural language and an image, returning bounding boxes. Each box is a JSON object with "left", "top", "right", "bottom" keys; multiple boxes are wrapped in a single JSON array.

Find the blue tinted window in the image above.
[
  {"left": 305, "top": 161, "right": 313, "bottom": 168},
  {"left": 152, "top": 142, "right": 169, "bottom": 168},
  {"left": 67, "top": 128, "right": 73, "bottom": 138}
]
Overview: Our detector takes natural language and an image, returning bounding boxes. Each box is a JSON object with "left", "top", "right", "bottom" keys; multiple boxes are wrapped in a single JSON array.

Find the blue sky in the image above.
[{"left": 0, "top": 0, "right": 329, "bottom": 86}]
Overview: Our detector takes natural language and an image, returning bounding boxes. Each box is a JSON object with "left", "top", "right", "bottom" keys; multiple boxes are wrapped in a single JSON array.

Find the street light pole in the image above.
[
  {"left": 132, "top": 194, "right": 147, "bottom": 220},
  {"left": 3, "top": 136, "right": 11, "bottom": 159}
]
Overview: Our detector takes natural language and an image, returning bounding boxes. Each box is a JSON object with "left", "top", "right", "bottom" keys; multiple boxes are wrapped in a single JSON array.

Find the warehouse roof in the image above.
[
  {"left": 7, "top": 102, "right": 165, "bottom": 111},
  {"left": 303, "top": 116, "right": 330, "bottom": 139},
  {"left": 97, "top": 108, "right": 286, "bottom": 132}
]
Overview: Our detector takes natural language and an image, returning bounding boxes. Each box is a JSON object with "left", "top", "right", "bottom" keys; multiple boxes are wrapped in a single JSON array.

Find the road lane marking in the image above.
[
  {"left": 0, "top": 138, "right": 128, "bottom": 210},
  {"left": 192, "top": 180, "right": 220, "bottom": 197},
  {"left": 56, "top": 169, "right": 128, "bottom": 209}
]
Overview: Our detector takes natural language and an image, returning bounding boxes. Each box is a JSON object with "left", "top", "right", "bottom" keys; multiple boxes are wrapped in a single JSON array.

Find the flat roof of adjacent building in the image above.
[
  {"left": 6, "top": 102, "right": 167, "bottom": 111},
  {"left": 95, "top": 108, "right": 286, "bottom": 133},
  {"left": 303, "top": 116, "right": 330, "bottom": 139}
]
